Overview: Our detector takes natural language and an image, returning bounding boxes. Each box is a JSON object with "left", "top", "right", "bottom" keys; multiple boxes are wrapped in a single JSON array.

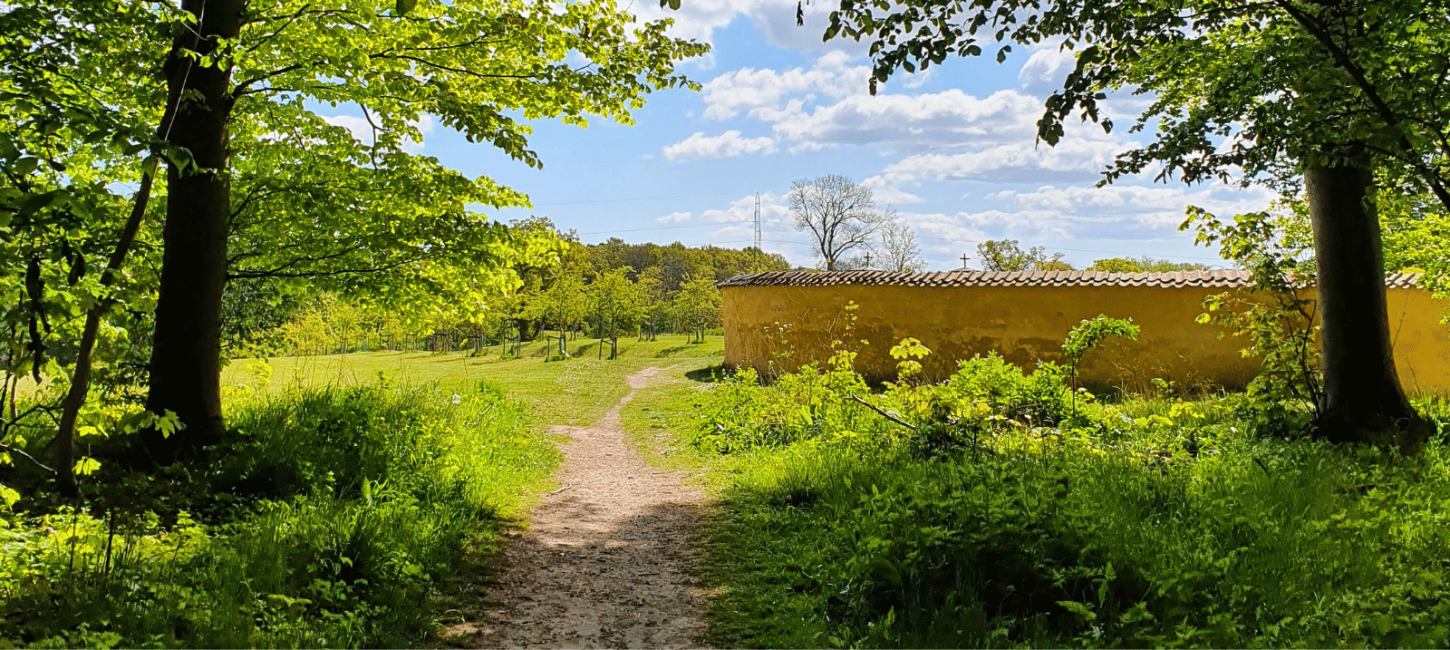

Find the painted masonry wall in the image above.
[{"left": 722, "top": 284, "right": 1450, "bottom": 394}]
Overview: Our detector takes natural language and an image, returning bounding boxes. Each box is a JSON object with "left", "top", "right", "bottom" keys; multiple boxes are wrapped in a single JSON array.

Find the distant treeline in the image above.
[
  {"left": 585, "top": 236, "right": 790, "bottom": 291},
  {"left": 224, "top": 218, "right": 790, "bottom": 357}
]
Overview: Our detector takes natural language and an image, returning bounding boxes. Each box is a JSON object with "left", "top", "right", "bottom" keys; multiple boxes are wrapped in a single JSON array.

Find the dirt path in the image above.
[{"left": 466, "top": 367, "right": 709, "bottom": 649}]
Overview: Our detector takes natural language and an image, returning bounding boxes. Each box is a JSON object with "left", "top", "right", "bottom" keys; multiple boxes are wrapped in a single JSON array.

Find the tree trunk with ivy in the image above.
[{"left": 1305, "top": 156, "right": 1428, "bottom": 446}]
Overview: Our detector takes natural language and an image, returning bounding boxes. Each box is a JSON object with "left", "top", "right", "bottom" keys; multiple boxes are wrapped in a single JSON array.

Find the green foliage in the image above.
[
  {"left": 587, "top": 267, "right": 645, "bottom": 347},
  {"left": 976, "top": 239, "right": 1072, "bottom": 272},
  {"left": 1087, "top": 257, "right": 1207, "bottom": 273},
  {"left": 0, "top": 382, "right": 555, "bottom": 648},
  {"left": 3, "top": 0, "right": 710, "bottom": 457},
  {"left": 824, "top": 0, "right": 1450, "bottom": 205},
  {"left": 1184, "top": 205, "right": 1323, "bottom": 432},
  {"left": 1061, "top": 316, "right": 1140, "bottom": 405},
  {"left": 1061, "top": 315, "right": 1140, "bottom": 372},
  {"left": 1381, "top": 189, "right": 1450, "bottom": 298},
  {"left": 586, "top": 238, "right": 789, "bottom": 290},
  {"left": 692, "top": 347, "right": 1450, "bottom": 649},
  {"left": 673, "top": 274, "right": 723, "bottom": 343}
]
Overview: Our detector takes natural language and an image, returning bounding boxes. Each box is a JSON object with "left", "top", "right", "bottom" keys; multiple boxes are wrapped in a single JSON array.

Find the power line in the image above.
[{"left": 576, "top": 221, "right": 747, "bottom": 236}]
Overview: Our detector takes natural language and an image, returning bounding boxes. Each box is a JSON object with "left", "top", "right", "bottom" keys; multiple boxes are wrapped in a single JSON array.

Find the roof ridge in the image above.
[{"left": 718, "top": 269, "right": 1422, "bottom": 289}]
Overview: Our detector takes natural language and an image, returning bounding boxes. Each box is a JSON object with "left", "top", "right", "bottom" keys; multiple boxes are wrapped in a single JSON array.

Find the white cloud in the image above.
[
  {"left": 873, "top": 138, "right": 1126, "bottom": 189},
  {"left": 881, "top": 183, "right": 1276, "bottom": 249},
  {"left": 862, "top": 175, "right": 924, "bottom": 205},
  {"left": 662, "top": 130, "right": 776, "bottom": 161},
  {"left": 902, "top": 67, "right": 937, "bottom": 89},
  {"left": 901, "top": 211, "right": 992, "bottom": 256},
  {"left": 324, "top": 114, "right": 373, "bottom": 142},
  {"left": 629, "top": 0, "right": 862, "bottom": 52},
  {"left": 697, "top": 54, "right": 1120, "bottom": 159},
  {"left": 989, "top": 184, "right": 1278, "bottom": 229},
  {"left": 700, "top": 50, "right": 870, "bottom": 120},
  {"left": 1018, "top": 43, "right": 1076, "bottom": 95},
  {"left": 657, "top": 211, "right": 693, "bottom": 223},
  {"left": 770, "top": 89, "right": 1044, "bottom": 152}
]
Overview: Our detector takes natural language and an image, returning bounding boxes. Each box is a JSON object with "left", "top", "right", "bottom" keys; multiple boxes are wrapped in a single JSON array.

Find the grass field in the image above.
[{"left": 224, "top": 334, "right": 726, "bottom": 428}]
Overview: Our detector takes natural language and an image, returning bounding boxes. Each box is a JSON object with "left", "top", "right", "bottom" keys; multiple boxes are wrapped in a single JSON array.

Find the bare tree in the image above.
[
  {"left": 878, "top": 218, "right": 926, "bottom": 272},
  {"left": 788, "top": 174, "right": 891, "bottom": 271}
]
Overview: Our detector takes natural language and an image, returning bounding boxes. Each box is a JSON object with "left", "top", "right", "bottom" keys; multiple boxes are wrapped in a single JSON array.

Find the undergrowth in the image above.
[
  {"left": 693, "top": 345, "right": 1450, "bottom": 648},
  {"left": 0, "top": 382, "right": 555, "bottom": 648}
]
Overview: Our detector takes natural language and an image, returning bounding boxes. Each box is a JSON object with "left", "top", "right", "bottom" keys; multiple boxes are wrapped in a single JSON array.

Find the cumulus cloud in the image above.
[
  {"left": 700, "top": 50, "right": 870, "bottom": 120},
  {"left": 657, "top": 211, "right": 693, "bottom": 223},
  {"left": 884, "top": 183, "right": 1276, "bottom": 249},
  {"left": 862, "top": 175, "right": 925, "bottom": 205},
  {"left": 662, "top": 130, "right": 776, "bottom": 161},
  {"left": 696, "top": 52, "right": 1119, "bottom": 159},
  {"left": 872, "top": 138, "right": 1126, "bottom": 189},
  {"left": 629, "top": 0, "right": 860, "bottom": 52},
  {"left": 324, "top": 114, "right": 373, "bottom": 142},
  {"left": 771, "top": 89, "right": 1044, "bottom": 152},
  {"left": 648, "top": 193, "right": 819, "bottom": 264},
  {"left": 1018, "top": 43, "right": 1076, "bottom": 95},
  {"left": 988, "top": 184, "right": 1278, "bottom": 229}
]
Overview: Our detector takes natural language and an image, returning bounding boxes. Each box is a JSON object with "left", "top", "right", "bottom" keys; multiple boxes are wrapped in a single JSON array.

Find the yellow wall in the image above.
[{"left": 722, "top": 284, "right": 1450, "bottom": 394}]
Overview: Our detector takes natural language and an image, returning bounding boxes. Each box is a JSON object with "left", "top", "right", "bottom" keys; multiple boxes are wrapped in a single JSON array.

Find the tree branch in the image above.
[{"left": 848, "top": 395, "right": 917, "bottom": 430}]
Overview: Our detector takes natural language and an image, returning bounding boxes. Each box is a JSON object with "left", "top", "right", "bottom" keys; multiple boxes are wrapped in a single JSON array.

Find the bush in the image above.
[
  {"left": 0, "top": 382, "right": 556, "bottom": 648},
  {"left": 694, "top": 346, "right": 1450, "bottom": 649}
]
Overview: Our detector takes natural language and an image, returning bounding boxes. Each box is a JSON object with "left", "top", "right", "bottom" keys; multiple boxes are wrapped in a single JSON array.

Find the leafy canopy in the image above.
[{"left": 824, "top": 0, "right": 1450, "bottom": 204}]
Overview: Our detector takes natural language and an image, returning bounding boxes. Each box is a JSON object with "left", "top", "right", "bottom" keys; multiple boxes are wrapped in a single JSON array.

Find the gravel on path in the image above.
[{"left": 461, "top": 367, "right": 709, "bottom": 649}]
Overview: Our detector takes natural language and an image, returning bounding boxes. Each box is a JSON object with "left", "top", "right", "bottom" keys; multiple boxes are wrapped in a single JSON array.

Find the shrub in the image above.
[
  {"left": 695, "top": 338, "right": 1450, "bottom": 648},
  {"left": 0, "top": 382, "right": 555, "bottom": 648}
]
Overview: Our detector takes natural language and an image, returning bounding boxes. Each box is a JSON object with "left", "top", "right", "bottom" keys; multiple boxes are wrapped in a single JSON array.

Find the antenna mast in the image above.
[{"left": 753, "top": 193, "right": 762, "bottom": 253}]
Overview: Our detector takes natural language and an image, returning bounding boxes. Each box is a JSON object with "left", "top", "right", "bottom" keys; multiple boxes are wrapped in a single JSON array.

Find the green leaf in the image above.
[
  {"left": 12, "top": 157, "right": 39, "bottom": 175},
  {"left": 1057, "top": 600, "right": 1097, "bottom": 620},
  {"left": 395, "top": 0, "right": 417, "bottom": 15},
  {"left": 74, "top": 457, "right": 102, "bottom": 476}
]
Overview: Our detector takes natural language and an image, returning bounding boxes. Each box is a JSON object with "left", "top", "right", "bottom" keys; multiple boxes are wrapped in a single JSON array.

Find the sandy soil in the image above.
[{"left": 461, "top": 367, "right": 709, "bottom": 649}]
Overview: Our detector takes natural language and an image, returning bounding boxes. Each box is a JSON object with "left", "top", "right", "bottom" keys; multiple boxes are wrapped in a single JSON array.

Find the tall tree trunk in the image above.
[
  {"left": 1305, "top": 156, "right": 1427, "bottom": 447},
  {"left": 140, "top": 0, "right": 242, "bottom": 464}
]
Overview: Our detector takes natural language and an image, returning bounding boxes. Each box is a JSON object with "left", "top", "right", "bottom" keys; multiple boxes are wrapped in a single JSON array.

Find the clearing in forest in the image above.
[{"left": 453, "top": 366, "right": 709, "bottom": 648}]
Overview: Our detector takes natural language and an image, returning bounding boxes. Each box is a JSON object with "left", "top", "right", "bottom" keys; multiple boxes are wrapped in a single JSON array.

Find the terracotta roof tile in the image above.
[{"left": 718, "top": 269, "right": 1423, "bottom": 289}]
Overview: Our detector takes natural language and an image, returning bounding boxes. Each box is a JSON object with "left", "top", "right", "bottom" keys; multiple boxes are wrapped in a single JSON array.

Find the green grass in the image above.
[
  {"left": 226, "top": 334, "right": 724, "bottom": 428},
  {"left": 0, "top": 335, "right": 725, "bottom": 648},
  {"left": 617, "top": 360, "right": 727, "bottom": 472}
]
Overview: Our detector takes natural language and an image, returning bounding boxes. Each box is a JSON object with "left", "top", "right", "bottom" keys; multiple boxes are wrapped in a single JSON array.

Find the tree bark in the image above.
[
  {"left": 140, "top": 0, "right": 242, "bottom": 464},
  {"left": 54, "top": 163, "right": 155, "bottom": 494},
  {"left": 1305, "top": 156, "right": 1428, "bottom": 446}
]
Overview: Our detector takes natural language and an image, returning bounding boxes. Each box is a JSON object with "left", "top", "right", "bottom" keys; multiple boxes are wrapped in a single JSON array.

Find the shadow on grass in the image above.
[{"left": 684, "top": 365, "right": 728, "bottom": 383}]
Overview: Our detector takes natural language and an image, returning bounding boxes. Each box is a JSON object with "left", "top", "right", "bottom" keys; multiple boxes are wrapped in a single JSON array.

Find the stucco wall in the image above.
[{"left": 722, "top": 283, "right": 1450, "bottom": 394}]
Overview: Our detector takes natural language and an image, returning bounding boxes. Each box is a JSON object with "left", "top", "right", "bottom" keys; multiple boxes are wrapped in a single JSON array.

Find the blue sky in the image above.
[{"left": 332, "top": 2, "right": 1276, "bottom": 270}]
